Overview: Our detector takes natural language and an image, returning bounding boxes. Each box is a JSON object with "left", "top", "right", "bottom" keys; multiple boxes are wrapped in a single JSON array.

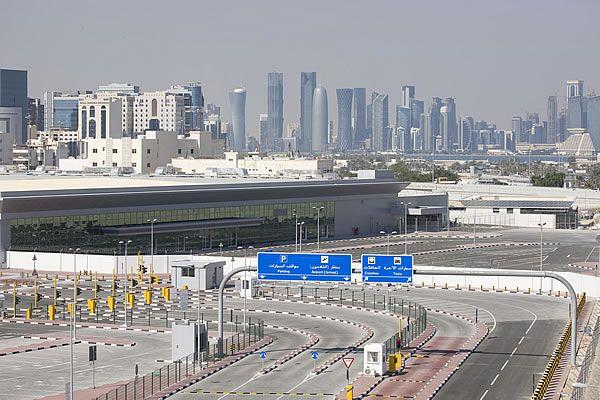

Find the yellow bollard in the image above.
[
  {"left": 48, "top": 305, "right": 55, "bottom": 321},
  {"left": 395, "top": 352, "right": 403, "bottom": 370},
  {"left": 127, "top": 293, "right": 135, "bottom": 308},
  {"left": 67, "top": 303, "right": 75, "bottom": 316},
  {"left": 107, "top": 295, "right": 115, "bottom": 311},
  {"left": 388, "top": 354, "right": 397, "bottom": 373},
  {"left": 25, "top": 308, "right": 31, "bottom": 320},
  {"left": 163, "top": 287, "right": 171, "bottom": 302},
  {"left": 87, "top": 299, "right": 97, "bottom": 314},
  {"left": 144, "top": 290, "right": 152, "bottom": 305},
  {"left": 346, "top": 385, "right": 353, "bottom": 400}
]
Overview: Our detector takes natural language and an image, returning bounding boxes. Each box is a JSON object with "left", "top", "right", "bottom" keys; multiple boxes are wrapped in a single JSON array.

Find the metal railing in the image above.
[
  {"left": 92, "top": 319, "right": 265, "bottom": 400},
  {"left": 571, "top": 314, "right": 600, "bottom": 400}
]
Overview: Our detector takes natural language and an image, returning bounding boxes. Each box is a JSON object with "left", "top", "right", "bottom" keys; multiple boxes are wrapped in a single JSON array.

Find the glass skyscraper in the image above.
[
  {"left": 353, "top": 88, "right": 367, "bottom": 147},
  {"left": 0, "top": 69, "right": 27, "bottom": 144},
  {"left": 228, "top": 87, "right": 247, "bottom": 151},
  {"left": 371, "top": 92, "right": 388, "bottom": 151},
  {"left": 267, "top": 72, "right": 284, "bottom": 151},
  {"left": 300, "top": 72, "right": 316, "bottom": 153},
  {"left": 336, "top": 88, "right": 353, "bottom": 151}
]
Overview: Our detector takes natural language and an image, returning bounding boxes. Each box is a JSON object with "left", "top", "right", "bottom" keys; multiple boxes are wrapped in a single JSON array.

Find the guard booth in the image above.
[
  {"left": 171, "top": 320, "right": 209, "bottom": 361},
  {"left": 235, "top": 274, "right": 257, "bottom": 299},
  {"left": 171, "top": 259, "right": 225, "bottom": 291},
  {"left": 364, "top": 343, "right": 387, "bottom": 376}
]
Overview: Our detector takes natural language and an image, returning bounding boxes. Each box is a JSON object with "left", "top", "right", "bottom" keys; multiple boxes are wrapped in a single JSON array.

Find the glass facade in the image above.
[
  {"left": 52, "top": 98, "right": 79, "bottom": 130},
  {"left": 10, "top": 201, "right": 334, "bottom": 254}
]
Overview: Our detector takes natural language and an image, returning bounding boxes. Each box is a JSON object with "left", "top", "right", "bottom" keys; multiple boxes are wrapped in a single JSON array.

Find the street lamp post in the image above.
[
  {"left": 68, "top": 247, "right": 80, "bottom": 400},
  {"left": 313, "top": 206, "right": 324, "bottom": 251},
  {"left": 400, "top": 202, "right": 411, "bottom": 254},
  {"left": 293, "top": 209, "right": 298, "bottom": 252},
  {"left": 298, "top": 222, "right": 305, "bottom": 252},
  {"left": 119, "top": 240, "right": 132, "bottom": 327},
  {"left": 596, "top": 235, "right": 600, "bottom": 277},
  {"left": 147, "top": 218, "right": 157, "bottom": 275},
  {"left": 237, "top": 245, "right": 254, "bottom": 332},
  {"left": 538, "top": 222, "right": 546, "bottom": 291},
  {"left": 379, "top": 231, "right": 398, "bottom": 254}
]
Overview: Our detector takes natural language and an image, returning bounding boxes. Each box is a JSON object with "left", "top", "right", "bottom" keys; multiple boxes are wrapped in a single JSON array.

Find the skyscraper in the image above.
[
  {"left": 511, "top": 116, "right": 524, "bottom": 143},
  {"left": 267, "top": 72, "right": 283, "bottom": 151},
  {"left": 440, "top": 105, "right": 449, "bottom": 151},
  {"left": 442, "top": 98, "right": 457, "bottom": 150},
  {"left": 371, "top": 92, "right": 388, "bottom": 151},
  {"left": 426, "top": 97, "right": 442, "bottom": 151},
  {"left": 336, "top": 88, "right": 353, "bottom": 151},
  {"left": 396, "top": 105, "right": 412, "bottom": 151},
  {"left": 300, "top": 72, "right": 316, "bottom": 153},
  {"left": 547, "top": 96, "right": 558, "bottom": 144},
  {"left": 186, "top": 82, "right": 204, "bottom": 130},
  {"left": 228, "top": 87, "right": 247, "bottom": 151},
  {"left": 567, "top": 80, "right": 584, "bottom": 98},
  {"left": 259, "top": 114, "right": 268, "bottom": 150},
  {"left": 401, "top": 85, "right": 415, "bottom": 107},
  {"left": 410, "top": 99, "right": 424, "bottom": 129},
  {"left": 353, "top": 88, "right": 366, "bottom": 147},
  {"left": 0, "top": 69, "right": 28, "bottom": 144},
  {"left": 311, "top": 87, "right": 328, "bottom": 152}
]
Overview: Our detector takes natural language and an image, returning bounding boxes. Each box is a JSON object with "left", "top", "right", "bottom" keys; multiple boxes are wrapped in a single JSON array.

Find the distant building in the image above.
[
  {"left": 44, "top": 91, "right": 83, "bottom": 132},
  {"left": 371, "top": 92, "right": 388, "bottom": 151},
  {"left": 567, "top": 80, "right": 584, "bottom": 98},
  {"left": 0, "top": 107, "right": 22, "bottom": 164},
  {"left": 410, "top": 99, "right": 424, "bottom": 130},
  {"left": 401, "top": 85, "right": 415, "bottom": 107},
  {"left": 267, "top": 72, "right": 284, "bottom": 151},
  {"left": 78, "top": 95, "right": 123, "bottom": 139},
  {"left": 547, "top": 95, "right": 558, "bottom": 143},
  {"left": 395, "top": 105, "right": 412, "bottom": 152},
  {"left": 204, "top": 113, "right": 222, "bottom": 139},
  {"left": 353, "top": 88, "right": 367, "bottom": 147},
  {"left": 258, "top": 114, "right": 268, "bottom": 150},
  {"left": 511, "top": 116, "right": 524, "bottom": 143},
  {"left": 442, "top": 98, "right": 457, "bottom": 150},
  {"left": 336, "top": 88, "right": 353, "bottom": 151},
  {"left": 228, "top": 87, "right": 246, "bottom": 151},
  {"left": 27, "top": 97, "right": 44, "bottom": 131},
  {"left": 133, "top": 91, "right": 185, "bottom": 134},
  {"left": 312, "top": 87, "right": 328, "bottom": 152},
  {"left": 0, "top": 69, "right": 27, "bottom": 144},
  {"left": 97, "top": 83, "right": 140, "bottom": 95},
  {"left": 558, "top": 128, "right": 597, "bottom": 156},
  {"left": 300, "top": 72, "right": 316, "bottom": 153}
]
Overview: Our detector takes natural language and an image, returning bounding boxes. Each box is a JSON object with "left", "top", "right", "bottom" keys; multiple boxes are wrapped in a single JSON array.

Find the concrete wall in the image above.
[
  {"left": 335, "top": 197, "right": 396, "bottom": 237},
  {"left": 450, "top": 207, "right": 557, "bottom": 228}
]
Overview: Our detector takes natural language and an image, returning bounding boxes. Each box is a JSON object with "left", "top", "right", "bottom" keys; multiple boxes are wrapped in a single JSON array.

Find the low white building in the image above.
[
  {"left": 78, "top": 94, "right": 123, "bottom": 139},
  {"left": 170, "top": 151, "right": 334, "bottom": 178},
  {"left": 450, "top": 195, "right": 578, "bottom": 229},
  {"left": 58, "top": 130, "right": 224, "bottom": 174}
]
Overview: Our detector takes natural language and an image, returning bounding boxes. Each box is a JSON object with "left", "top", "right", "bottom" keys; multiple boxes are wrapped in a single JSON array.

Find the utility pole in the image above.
[
  {"left": 313, "top": 206, "right": 324, "bottom": 251},
  {"left": 119, "top": 240, "right": 132, "bottom": 327}
]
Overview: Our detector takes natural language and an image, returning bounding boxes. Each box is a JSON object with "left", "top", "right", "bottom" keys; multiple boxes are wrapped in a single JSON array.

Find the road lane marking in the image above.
[
  {"left": 501, "top": 360, "right": 509, "bottom": 370},
  {"left": 480, "top": 389, "right": 489, "bottom": 399},
  {"left": 490, "top": 374, "right": 499, "bottom": 386},
  {"left": 518, "top": 336, "right": 525, "bottom": 345},
  {"left": 510, "top": 347, "right": 518, "bottom": 356}
]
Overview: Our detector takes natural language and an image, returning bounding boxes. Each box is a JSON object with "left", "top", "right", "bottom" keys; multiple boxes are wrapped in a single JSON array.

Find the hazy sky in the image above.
[{"left": 3, "top": 0, "right": 599, "bottom": 135}]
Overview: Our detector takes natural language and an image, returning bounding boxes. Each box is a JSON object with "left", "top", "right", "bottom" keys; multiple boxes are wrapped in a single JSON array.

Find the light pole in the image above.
[
  {"left": 237, "top": 245, "right": 254, "bottom": 331},
  {"left": 59, "top": 248, "right": 63, "bottom": 272},
  {"left": 147, "top": 218, "right": 157, "bottom": 275},
  {"left": 293, "top": 209, "right": 298, "bottom": 252},
  {"left": 68, "top": 247, "right": 80, "bottom": 400},
  {"left": 538, "top": 222, "right": 546, "bottom": 292},
  {"left": 379, "top": 230, "right": 397, "bottom": 254},
  {"left": 572, "top": 382, "right": 600, "bottom": 399},
  {"left": 119, "top": 240, "right": 132, "bottom": 327},
  {"left": 596, "top": 235, "right": 600, "bottom": 277},
  {"left": 313, "top": 206, "right": 324, "bottom": 251},
  {"left": 473, "top": 206, "right": 477, "bottom": 246},
  {"left": 298, "top": 222, "right": 305, "bottom": 252},
  {"left": 183, "top": 236, "right": 189, "bottom": 253},
  {"left": 400, "top": 201, "right": 411, "bottom": 253}
]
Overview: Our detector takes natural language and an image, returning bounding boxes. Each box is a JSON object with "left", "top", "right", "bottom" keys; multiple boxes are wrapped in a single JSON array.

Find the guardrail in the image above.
[
  {"left": 532, "top": 293, "right": 586, "bottom": 400},
  {"left": 571, "top": 313, "right": 600, "bottom": 400}
]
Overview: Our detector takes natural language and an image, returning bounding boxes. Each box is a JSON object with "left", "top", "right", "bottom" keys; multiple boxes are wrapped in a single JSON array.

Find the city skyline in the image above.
[{"left": 3, "top": 0, "right": 599, "bottom": 132}]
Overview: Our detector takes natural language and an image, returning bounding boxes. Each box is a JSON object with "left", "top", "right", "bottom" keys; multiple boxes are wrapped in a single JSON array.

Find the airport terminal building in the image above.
[{"left": 0, "top": 176, "right": 410, "bottom": 266}]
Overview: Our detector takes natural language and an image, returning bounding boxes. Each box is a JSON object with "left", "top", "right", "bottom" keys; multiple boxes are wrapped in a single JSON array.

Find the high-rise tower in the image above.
[
  {"left": 547, "top": 96, "right": 558, "bottom": 144},
  {"left": 267, "top": 72, "right": 283, "bottom": 151},
  {"left": 336, "top": 88, "right": 353, "bottom": 151},
  {"left": 353, "top": 88, "right": 366, "bottom": 147},
  {"left": 228, "top": 87, "right": 247, "bottom": 151},
  {"left": 371, "top": 92, "right": 389, "bottom": 151},
  {"left": 300, "top": 72, "right": 316, "bottom": 153},
  {"left": 311, "top": 87, "right": 328, "bottom": 152},
  {"left": 401, "top": 85, "right": 415, "bottom": 107}
]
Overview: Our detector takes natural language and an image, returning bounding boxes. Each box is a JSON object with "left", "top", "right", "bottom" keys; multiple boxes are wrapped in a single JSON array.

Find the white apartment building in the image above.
[
  {"left": 78, "top": 95, "right": 123, "bottom": 139},
  {"left": 133, "top": 91, "right": 185, "bottom": 134},
  {"left": 170, "top": 151, "right": 334, "bottom": 177},
  {"left": 59, "top": 130, "right": 224, "bottom": 174}
]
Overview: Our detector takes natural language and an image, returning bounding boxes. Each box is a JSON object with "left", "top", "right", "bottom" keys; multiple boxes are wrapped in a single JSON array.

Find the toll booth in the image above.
[
  {"left": 171, "top": 260, "right": 225, "bottom": 291},
  {"left": 171, "top": 320, "right": 209, "bottom": 361},
  {"left": 235, "top": 274, "right": 257, "bottom": 299},
  {"left": 364, "top": 343, "right": 387, "bottom": 376}
]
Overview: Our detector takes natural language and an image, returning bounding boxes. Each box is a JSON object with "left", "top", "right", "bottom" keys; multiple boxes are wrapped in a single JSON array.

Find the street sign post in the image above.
[
  {"left": 311, "top": 351, "right": 319, "bottom": 372},
  {"left": 342, "top": 357, "right": 354, "bottom": 383},
  {"left": 257, "top": 252, "right": 352, "bottom": 282},
  {"left": 361, "top": 254, "right": 413, "bottom": 284},
  {"left": 88, "top": 345, "right": 97, "bottom": 388},
  {"left": 259, "top": 351, "right": 267, "bottom": 370}
]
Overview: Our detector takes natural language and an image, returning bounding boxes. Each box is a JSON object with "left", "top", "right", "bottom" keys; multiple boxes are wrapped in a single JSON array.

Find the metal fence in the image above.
[
  {"left": 571, "top": 315, "right": 600, "bottom": 400},
  {"left": 92, "top": 319, "right": 264, "bottom": 400}
]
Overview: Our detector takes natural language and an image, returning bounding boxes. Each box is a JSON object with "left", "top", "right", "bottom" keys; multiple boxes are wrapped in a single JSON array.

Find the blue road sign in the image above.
[
  {"left": 361, "top": 254, "right": 413, "bottom": 284},
  {"left": 311, "top": 351, "right": 319, "bottom": 360},
  {"left": 259, "top": 351, "right": 267, "bottom": 359},
  {"left": 257, "top": 252, "right": 352, "bottom": 282}
]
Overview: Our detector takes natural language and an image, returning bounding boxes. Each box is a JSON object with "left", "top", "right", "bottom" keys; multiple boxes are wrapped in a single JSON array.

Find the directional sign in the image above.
[
  {"left": 361, "top": 254, "right": 413, "bottom": 284},
  {"left": 259, "top": 351, "right": 267, "bottom": 359},
  {"left": 342, "top": 357, "right": 354, "bottom": 369},
  {"left": 257, "top": 252, "right": 352, "bottom": 282},
  {"left": 311, "top": 351, "right": 319, "bottom": 360}
]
